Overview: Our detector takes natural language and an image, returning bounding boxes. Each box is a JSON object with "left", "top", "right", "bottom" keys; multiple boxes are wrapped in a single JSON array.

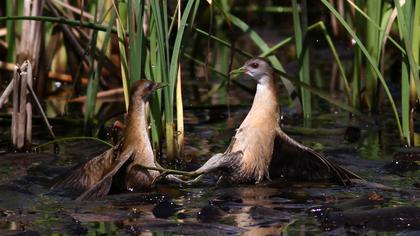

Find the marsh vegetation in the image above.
[{"left": 0, "top": 0, "right": 419, "bottom": 235}]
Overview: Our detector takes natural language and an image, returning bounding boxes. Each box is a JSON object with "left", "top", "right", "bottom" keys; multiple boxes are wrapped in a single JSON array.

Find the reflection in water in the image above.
[{"left": 360, "top": 130, "right": 381, "bottom": 160}]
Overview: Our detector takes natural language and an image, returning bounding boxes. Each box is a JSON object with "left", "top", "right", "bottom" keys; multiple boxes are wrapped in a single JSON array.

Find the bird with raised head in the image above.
[
  {"left": 51, "top": 80, "right": 166, "bottom": 200},
  {"left": 190, "top": 58, "right": 361, "bottom": 185}
]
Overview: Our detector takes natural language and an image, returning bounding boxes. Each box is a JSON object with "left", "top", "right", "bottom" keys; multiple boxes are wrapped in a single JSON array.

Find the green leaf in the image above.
[{"left": 321, "top": 0, "right": 403, "bottom": 140}]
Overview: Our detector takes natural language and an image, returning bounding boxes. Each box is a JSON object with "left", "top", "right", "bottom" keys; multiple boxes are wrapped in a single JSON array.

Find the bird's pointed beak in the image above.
[
  {"left": 229, "top": 66, "right": 247, "bottom": 79},
  {"left": 152, "top": 82, "right": 167, "bottom": 91}
]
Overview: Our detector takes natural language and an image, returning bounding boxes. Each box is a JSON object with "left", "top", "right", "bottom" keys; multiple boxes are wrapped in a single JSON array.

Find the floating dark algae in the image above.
[
  {"left": 393, "top": 148, "right": 420, "bottom": 162},
  {"left": 152, "top": 198, "right": 183, "bottom": 219},
  {"left": 310, "top": 193, "right": 420, "bottom": 232},
  {"left": 209, "top": 193, "right": 244, "bottom": 212},
  {"left": 322, "top": 206, "right": 420, "bottom": 231},
  {"left": 197, "top": 203, "right": 226, "bottom": 222},
  {"left": 382, "top": 148, "right": 420, "bottom": 174}
]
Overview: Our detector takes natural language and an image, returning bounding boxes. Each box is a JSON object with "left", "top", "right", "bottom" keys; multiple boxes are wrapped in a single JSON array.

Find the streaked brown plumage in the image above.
[
  {"left": 192, "top": 58, "right": 361, "bottom": 185},
  {"left": 51, "top": 80, "right": 162, "bottom": 200}
]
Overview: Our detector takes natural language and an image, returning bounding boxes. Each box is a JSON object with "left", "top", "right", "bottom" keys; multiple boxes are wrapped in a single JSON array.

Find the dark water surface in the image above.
[{"left": 0, "top": 107, "right": 419, "bottom": 235}]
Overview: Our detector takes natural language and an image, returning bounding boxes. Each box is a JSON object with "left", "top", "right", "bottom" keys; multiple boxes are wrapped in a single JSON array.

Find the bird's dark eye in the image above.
[
  {"left": 147, "top": 82, "right": 155, "bottom": 91},
  {"left": 250, "top": 62, "right": 259, "bottom": 69}
]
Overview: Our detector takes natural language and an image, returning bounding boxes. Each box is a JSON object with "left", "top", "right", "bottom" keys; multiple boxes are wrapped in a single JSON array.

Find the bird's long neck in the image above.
[
  {"left": 241, "top": 75, "right": 280, "bottom": 128},
  {"left": 124, "top": 98, "right": 153, "bottom": 159}
]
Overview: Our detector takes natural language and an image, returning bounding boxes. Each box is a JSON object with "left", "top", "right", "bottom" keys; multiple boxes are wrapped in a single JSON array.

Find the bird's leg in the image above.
[
  {"left": 140, "top": 164, "right": 200, "bottom": 185},
  {"left": 149, "top": 169, "right": 203, "bottom": 186},
  {"left": 164, "top": 174, "right": 204, "bottom": 185},
  {"left": 151, "top": 170, "right": 169, "bottom": 185},
  {"left": 142, "top": 165, "right": 197, "bottom": 177},
  {"left": 189, "top": 151, "right": 243, "bottom": 176},
  {"left": 144, "top": 151, "right": 243, "bottom": 185},
  {"left": 154, "top": 161, "right": 164, "bottom": 169}
]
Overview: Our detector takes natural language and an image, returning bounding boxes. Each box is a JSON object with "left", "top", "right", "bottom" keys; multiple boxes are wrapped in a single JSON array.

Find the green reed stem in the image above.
[
  {"left": 115, "top": 1, "right": 130, "bottom": 112},
  {"left": 321, "top": 0, "right": 404, "bottom": 141},
  {"left": 84, "top": 3, "right": 100, "bottom": 129},
  {"left": 395, "top": 0, "right": 420, "bottom": 105},
  {"left": 292, "top": 0, "right": 311, "bottom": 118}
]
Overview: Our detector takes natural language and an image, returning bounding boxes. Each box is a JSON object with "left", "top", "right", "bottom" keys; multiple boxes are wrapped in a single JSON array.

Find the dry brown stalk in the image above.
[
  {"left": 68, "top": 88, "right": 124, "bottom": 103},
  {"left": 1, "top": 61, "right": 55, "bottom": 150}
]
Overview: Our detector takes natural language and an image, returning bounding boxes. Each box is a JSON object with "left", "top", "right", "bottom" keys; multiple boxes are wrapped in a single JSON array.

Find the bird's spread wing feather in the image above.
[
  {"left": 51, "top": 146, "right": 117, "bottom": 191},
  {"left": 76, "top": 174, "right": 113, "bottom": 200},
  {"left": 194, "top": 151, "right": 243, "bottom": 176},
  {"left": 76, "top": 149, "right": 134, "bottom": 200},
  {"left": 51, "top": 141, "right": 133, "bottom": 199},
  {"left": 269, "top": 128, "right": 361, "bottom": 185},
  {"left": 224, "top": 137, "right": 236, "bottom": 154}
]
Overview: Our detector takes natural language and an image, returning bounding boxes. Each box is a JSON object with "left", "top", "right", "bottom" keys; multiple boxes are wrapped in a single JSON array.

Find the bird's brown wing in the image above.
[
  {"left": 269, "top": 128, "right": 361, "bottom": 185},
  {"left": 224, "top": 137, "right": 237, "bottom": 154},
  {"left": 76, "top": 149, "right": 134, "bottom": 200},
  {"left": 193, "top": 151, "right": 243, "bottom": 176},
  {"left": 51, "top": 141, "right": 127, "bottom": 192}
]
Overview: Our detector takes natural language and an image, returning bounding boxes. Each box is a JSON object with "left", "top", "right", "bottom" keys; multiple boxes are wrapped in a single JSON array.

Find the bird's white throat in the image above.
[{"left": 256, "top": 74, "right": 272, "bottom": 85}]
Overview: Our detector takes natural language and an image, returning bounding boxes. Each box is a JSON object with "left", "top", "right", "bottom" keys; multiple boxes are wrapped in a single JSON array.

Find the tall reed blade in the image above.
[
  {"left": 411, "top": 1, "right": 420, "bottom": 144},
  {"left": 128, "top": 0, "right": 145, "bottom": 85},
  {"left": 150, "top": 0, "right": 173, "bottom": 159},
  {"left": 116, "top": 1, "right": 130, "bottom": 112},
  {"left": 321, "top": 0, "right": 404, "bottom": 141},
  {"left": 149, "top": 0, "right": 198, "bottom": 160},
  {"left": 402, "top": 56, "right": 411, "bottom": 146},
  {"left": 176, "top": 2, "right": 184, "bottom": 157},
  {"left": 394, "top": 0, "right": 420, "bottom": 100},
  {"left": 365, "top": 0, "right": 383, "bottom": 112},
  {"left": 84, "top": 3, "right": 99, "bottom": 130},
  {"left": 6, "top": 1, "right": 16, "bottom": 62},
  {"left": 148, "top": 18, "right": 164, "bottom": 151},
  {"left": 395, "top": 0, "right": 420, "bottom": 146},
  {"left": 292, "top": 0, "right": 311, "bottom": 119}
]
